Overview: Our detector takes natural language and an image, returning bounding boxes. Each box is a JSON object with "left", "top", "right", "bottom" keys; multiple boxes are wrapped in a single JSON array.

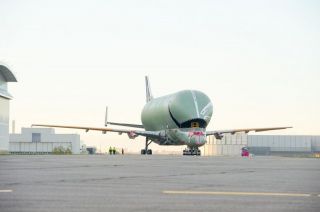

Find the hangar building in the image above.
[
  {"left": 0, "top": 64, "right": 17, "bottom": 154},
  {"left": 201, "top": 134, "right": 320, "bottom": 156},
  {"left": 10, "top": 128, "right": 81, "bottom": 154}
]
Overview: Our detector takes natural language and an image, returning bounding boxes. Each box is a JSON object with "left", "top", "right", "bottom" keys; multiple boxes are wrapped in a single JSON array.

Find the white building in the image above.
[
  {"left": 0, "top": 64, "right": 17, "bottom": 154},
  {"left": 201, "top": 134, "right": 248, "bottom": 156},
  {"left": 201, "top": 134, "right": 320, "bottom": 156},
  {"left": 10, "top": 128, "right": 81, "bottom": 154}
]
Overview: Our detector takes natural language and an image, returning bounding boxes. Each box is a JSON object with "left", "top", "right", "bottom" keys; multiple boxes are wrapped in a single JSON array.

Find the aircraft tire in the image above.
[
  {"left": 147, "top": 149, "right": 152, "bottom": 155},
  {"left": 197, "top": 150, "right": 201, "bottom": 156},
  {"left": 141, "top": 149, "right": 146, "bottom": 155}
]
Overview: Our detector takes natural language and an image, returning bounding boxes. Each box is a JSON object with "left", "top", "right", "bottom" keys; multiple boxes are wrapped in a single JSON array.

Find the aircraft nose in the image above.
[{"left": 189, "top": 131, "right": 206, "bottom": 146}]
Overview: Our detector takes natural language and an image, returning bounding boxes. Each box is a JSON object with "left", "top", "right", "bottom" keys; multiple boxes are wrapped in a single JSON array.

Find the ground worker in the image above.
[
  {"left": 109, "top": 146, "right": 112, "bottom": 155},
  {"left": 121, "top": 148, "right": 124, "bottom": 155},
  {"left": 112, "top": 147, "right": 116, "bottom": 155}
]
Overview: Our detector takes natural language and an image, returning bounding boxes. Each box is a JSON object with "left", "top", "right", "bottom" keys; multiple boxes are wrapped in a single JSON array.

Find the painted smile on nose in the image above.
[{"left": 191, "top": 131, "right": 204, "bottom": 136}]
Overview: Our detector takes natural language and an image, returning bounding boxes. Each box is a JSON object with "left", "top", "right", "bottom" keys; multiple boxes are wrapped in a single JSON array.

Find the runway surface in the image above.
[{"left": 0, "top": 155, "right": 319, "bottom": 212}]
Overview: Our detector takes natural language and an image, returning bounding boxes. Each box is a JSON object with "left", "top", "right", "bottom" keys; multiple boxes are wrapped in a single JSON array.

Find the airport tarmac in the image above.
[{"left": 0, "top": 155, "right": 319, "bottom": 212}]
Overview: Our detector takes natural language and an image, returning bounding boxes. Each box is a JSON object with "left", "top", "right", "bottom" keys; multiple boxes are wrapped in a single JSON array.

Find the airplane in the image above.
[{"left": 33, "top": 76, "right": 292, "bottom": 156}]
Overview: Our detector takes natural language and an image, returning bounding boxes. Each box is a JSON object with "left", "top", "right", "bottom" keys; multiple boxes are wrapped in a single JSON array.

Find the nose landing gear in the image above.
[{"left": 183, "top": 147, "right": 201, "bottom": 156}]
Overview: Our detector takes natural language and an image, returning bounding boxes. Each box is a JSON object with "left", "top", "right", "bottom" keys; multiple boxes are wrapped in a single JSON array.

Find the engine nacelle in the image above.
[
  {"left": 127, "top": 131, "right": 138, "bottom": 139},
  {"left": 214, "top": 133, "right": 224, "bottom": 140}
]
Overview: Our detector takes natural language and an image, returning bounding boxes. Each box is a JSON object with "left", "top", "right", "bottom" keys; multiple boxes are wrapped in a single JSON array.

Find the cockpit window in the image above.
[
  {"left": 181, "top": 119, "right": 207, "bottom": 128},
  {"left": 191, "top": 122, "right": 199, "bottom": 128}
]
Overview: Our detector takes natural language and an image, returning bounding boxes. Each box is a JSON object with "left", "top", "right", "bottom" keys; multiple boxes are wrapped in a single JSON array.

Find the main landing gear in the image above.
[
  {"left": 183, "top": 147, "right": 201, "bottom": 156},
  {"left": 141, "top": 137, "right": 152, "bottom": 155}
]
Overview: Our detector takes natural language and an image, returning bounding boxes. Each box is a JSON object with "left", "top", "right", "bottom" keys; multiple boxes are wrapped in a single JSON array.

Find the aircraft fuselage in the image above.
[{"left": 141, "top": 90, "right": 213, "bottom": 148}]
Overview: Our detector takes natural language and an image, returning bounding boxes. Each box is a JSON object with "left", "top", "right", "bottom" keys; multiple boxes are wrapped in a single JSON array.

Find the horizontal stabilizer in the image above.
[{"left": 105, "top": 106, "right": 144, "bottom": 128}]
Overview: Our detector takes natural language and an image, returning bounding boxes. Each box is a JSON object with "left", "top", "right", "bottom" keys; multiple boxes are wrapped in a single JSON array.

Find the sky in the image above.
[{"left": 1, "top": 0, "right": 320, "bottom": 153}]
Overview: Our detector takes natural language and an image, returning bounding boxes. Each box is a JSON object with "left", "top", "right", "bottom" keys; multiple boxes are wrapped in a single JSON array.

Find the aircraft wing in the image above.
[
  {"left": 31, "top": 124, "right": 160, "bottom": 139},
  {"left": 206, "top": 127, "right": 292, "bottom": 139}
]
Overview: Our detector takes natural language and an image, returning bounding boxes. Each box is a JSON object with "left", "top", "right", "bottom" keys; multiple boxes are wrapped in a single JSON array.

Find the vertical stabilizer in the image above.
[
  {"left": 145, "top": 76, "right": 153, "bottom": 102},
  {"left": 105, "top": 106, "right": 108, "bottom": 126}
]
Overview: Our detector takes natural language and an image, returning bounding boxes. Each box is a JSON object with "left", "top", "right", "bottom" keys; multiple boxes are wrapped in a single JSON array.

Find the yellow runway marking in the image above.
[
  {"left": 163, "top": 190, "right": 312, "bottom": 197},
  {"left": 0, "top": 190, "right": 12, "bottom": 193}
]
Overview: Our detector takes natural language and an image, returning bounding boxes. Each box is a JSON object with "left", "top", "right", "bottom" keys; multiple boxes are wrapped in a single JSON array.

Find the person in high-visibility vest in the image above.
[
  {"left": 109, "top": 146, "right": 112, "bottom": 155},
  {"left": 112, "top": 147, "right": 116, "bottom": 155}
]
